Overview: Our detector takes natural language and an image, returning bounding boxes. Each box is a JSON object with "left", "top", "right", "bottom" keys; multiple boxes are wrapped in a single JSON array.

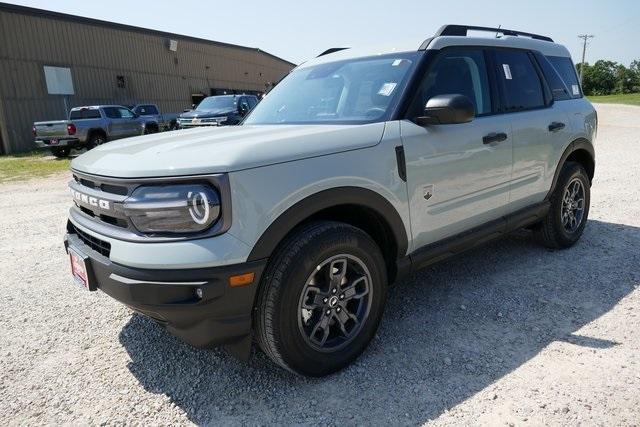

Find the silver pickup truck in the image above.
[
  {"left": 34, "top": 105, "right": 145, "bottom": 157},
  {"left": 128, "top": 104, "right": 179, "bottom": 133}
]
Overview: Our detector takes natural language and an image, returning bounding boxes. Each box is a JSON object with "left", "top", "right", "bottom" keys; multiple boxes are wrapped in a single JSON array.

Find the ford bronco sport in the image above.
[{"left": 64, "top": 25, "right": 596, "bottom": 377}]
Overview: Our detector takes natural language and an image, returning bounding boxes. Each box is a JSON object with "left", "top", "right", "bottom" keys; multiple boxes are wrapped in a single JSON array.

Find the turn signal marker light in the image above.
[{"left": 229, "top": 272, "right": 255, "bottom": 287}]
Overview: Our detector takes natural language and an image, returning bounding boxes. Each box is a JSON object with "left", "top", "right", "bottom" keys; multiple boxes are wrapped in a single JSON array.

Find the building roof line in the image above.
[{"left": 0, "top": 2, "right": 296, "bottom": 67}]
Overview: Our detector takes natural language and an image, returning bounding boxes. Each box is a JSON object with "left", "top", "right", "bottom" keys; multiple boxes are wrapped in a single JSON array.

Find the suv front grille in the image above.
[
  {"left": 74, "top": 175, "right": 128, "bottom": 196},
  {"left": 73, "top": 225, "right": 111, "bottom": 257}
]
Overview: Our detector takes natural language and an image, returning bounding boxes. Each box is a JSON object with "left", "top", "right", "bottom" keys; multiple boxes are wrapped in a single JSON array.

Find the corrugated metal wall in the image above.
[{"left": 0, "top": 5, "right": 294, "bottom": 154}]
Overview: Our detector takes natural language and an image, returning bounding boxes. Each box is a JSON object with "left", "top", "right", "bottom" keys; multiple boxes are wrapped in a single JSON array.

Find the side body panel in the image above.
[
  {"left": 508, "top": 97, "right": 596, "bottom": 212},
  {"left": 228, "top": 121, "right": 412, "bottom": 256},
  {"left": 400, "top": 115, "right": 513, "bottom": 250},
  {"left": 506, "top": 103, "right": 571, "bottom": 210},
  {"left": 75, "top": 117, "right": 106, "bottom": 142}
]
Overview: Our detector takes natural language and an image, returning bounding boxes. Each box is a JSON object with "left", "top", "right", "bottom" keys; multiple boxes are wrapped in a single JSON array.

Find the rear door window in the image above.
[
  {"left": 70, "top": 108, "right": 101, "bottom": 119},
  {"left": 103, "top": 107, "right": 121, "bottom": 119},
  {"left": 494, "top": 49, "right": 545, "bottom": 112},
  {"left": 547, "top": 56, "right": 582, "bottom": 98},
  {"left": 136, "top": 105, "right": 158, "bottom": 115}
]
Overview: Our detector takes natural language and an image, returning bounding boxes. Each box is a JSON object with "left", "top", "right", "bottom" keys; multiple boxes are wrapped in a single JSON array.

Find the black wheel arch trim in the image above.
[
  {"left": 246, "top": 187, "right": 409, "bottom": 262},
  {"left": 545, "top": 138, "right": 595, "bottom": 200}
]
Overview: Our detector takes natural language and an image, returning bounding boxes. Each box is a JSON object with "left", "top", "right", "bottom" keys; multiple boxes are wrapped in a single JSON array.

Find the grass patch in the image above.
[
  {"left": 0, "top": 151, "right": 70, "bottom": 183},
  {"left": 588, "top": 93, "right": 640, "bottom": 106}
]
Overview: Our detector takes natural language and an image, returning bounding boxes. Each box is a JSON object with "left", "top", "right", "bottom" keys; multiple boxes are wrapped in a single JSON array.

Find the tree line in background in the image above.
[{"left": 576, "top": 60, "right": 640, "bottom": 96}]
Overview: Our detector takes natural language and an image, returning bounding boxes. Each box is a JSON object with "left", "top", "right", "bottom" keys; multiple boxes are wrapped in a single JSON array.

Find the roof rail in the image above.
[
  {"left": 317, "top": 47, "right": 349, "bottom": 57},
  {"left": 433, "top": 24, "right": 553, "bottom": 43}
]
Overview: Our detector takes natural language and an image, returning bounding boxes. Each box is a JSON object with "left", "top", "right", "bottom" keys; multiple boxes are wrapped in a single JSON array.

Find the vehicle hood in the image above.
[
  {"left": 180, "top": 109, "right": 235, "bottom": 118},
  {"left": 71, "top": 123, "right": 386, "bottom": 178}
]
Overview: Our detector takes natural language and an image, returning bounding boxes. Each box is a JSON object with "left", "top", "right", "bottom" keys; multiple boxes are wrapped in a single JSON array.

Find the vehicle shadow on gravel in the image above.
[{"left": 119, "top": 219, "right": 639, "bottom": 425}]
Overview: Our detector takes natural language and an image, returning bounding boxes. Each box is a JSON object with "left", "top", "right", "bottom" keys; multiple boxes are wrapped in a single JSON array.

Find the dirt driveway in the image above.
[{"left": 0, "top": 104, "right": 639, "bottom": 426}]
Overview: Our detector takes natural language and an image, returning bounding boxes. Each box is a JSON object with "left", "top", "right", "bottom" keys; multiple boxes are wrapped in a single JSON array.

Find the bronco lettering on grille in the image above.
[{"left": 70, "top": 188, "right": 111, "bottom": 210}]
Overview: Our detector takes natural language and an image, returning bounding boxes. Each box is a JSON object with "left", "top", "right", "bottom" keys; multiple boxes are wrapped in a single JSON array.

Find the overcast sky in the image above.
[{"left": 8, "top": 0, "right": 640, "bottom": 66}]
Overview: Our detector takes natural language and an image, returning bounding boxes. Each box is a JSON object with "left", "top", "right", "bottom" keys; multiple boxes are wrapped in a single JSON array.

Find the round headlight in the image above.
[
  {"left": 123, "top": 184, "right": 220, "bottom": 234},
  {"left": 188, "top": 190, "right": 211, "bottom": 225}
]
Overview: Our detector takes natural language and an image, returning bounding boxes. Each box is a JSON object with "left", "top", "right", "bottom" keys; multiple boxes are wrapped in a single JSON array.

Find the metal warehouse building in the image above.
[{"left": 0, "top": 2, "right": 295, "bottom": 154}]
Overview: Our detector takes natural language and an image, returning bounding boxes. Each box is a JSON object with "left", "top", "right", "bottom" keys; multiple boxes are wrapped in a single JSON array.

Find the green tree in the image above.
[
  {"left": 581, "top": 60, "right": 618, "bottom": 95},
  {"left": 615, "top": 64, "right": 638, "bottom": 93},
  {"left": 629, "top": 60, "right": 640, "bottom": 92}
]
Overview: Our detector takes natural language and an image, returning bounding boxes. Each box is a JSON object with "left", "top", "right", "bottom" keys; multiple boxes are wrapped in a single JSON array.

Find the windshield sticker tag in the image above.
[
  {"left": 572, "top": 84, "right": 580, "bottom": 95},
  {"left": 502, "top": 64, "right": 513, "bottom": 80},
  {"left": 392, "top": 59, "right": 410, "bottom": 67},
  {"left": 378, "top": 82, "right": 397, "bottom": 96}
]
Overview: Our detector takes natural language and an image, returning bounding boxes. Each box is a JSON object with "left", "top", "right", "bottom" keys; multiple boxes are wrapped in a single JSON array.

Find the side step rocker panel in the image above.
[{"left": 398, "top": 201, "right": 550, "bottom": 277}]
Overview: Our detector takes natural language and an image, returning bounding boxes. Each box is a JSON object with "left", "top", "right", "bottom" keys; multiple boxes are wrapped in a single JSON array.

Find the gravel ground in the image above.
[{"left": 1, "top": 104, "right": 639, "bottom": 426}]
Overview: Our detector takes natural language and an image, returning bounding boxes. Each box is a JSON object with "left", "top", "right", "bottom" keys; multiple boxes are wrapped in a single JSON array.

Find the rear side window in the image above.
[
  {"left": 135, "top": 105, "right": 158, "bottom": 115},
  {"left": 103, "top": 107, "right": 120, "bottom": 119},
  {"left": 533, "top": 53, "right": 571, "bottom": 101},
  {"left": 494, "top": 49, "right": 545, "bottom": 112},
  {"left": 69, "top": 108, "right": 101, "bottom": 120},
  {"left": 547, "top": 56, "right": 582, "bottom": 98}
]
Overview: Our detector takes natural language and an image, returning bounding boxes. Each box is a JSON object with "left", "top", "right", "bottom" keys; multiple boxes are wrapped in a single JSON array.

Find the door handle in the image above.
[
  {"left": 548, "top": 122, "right": 565, "bottom": 132},
  {"left": 482, "top": 132, "right": 508, "bottom": 144}
]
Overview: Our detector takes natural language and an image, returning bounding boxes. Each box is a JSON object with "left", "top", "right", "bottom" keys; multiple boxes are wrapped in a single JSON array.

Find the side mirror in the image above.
[
  {"left": 415, "top": 94, "right": 475, "bottom": 126},
  {"left": 239, "top": 104, "right": 249, "bottom": 115}
]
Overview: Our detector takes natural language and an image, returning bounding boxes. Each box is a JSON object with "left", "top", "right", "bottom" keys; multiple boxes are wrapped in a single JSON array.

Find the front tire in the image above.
[
  {"left": 535, "top": 162, "right": 590, "bottom": 248},
  {"left": 254, "top": 221, "right": 387, "bottom": 377}
]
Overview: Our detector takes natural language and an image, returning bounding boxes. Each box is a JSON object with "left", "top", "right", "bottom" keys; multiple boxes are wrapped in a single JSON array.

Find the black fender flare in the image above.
[
  {"left": 246, "top": 186, "right": 409, "bottom": 262},
  {"left": 545, "top": 138, "right": 595, "bottom": 200}
]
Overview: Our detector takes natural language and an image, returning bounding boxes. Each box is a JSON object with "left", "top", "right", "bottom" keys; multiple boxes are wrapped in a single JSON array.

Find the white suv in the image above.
[{"left": 64, "top": 25, "right": 596, "bottom": 376}]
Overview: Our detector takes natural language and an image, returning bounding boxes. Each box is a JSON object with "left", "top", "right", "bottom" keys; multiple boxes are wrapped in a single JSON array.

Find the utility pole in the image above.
[{"left": 578, "top": 34, "right": 594, "bottom": 86}]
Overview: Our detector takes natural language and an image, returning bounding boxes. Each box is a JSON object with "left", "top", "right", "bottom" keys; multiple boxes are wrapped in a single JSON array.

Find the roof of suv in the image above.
[{"left": 302, "top": 24, "right": 571, "bottom": 69}]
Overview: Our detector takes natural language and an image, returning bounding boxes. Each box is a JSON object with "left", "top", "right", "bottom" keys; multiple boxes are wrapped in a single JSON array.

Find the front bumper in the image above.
[
  {"left": 64, "top": 231, "right": 267, "bottom": 350},
  {"left": 35, "top": 138, "right": 80, "bottom": 148}
]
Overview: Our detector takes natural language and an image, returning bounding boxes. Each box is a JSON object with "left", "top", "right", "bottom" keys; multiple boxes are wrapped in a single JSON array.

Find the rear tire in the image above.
[
  {"left": 50, "top": 147, "right": 70, "bottom": 158},
  {"left": 535, "top": 162, "right": 590, "bottom": 248},
  {"left": 254, "top": 221, "right": 387, "bottom": 377},
  {"left": 86, "top": 133, "right": 106, "bottom": 150},
  {"left": 144, "top": 124, "right": 159, "bottom": 134}
]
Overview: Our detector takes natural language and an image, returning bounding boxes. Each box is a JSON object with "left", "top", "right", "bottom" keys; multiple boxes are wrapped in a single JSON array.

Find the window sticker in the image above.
[
  {"left": 502, "top": 64, "right": 513, "bottom": 80},
  {"left": 377, "top": 82, "right": 397, "bottom": 96},
  {"left": 392, "top": 59, "right": 410, "bottom": 67},
  {"left": 572, "top": 84, "right": 580, "bottom": 96}
]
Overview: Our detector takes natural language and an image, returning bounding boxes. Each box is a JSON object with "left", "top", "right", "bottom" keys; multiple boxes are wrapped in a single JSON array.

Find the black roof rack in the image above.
[
  {"left": 433, "top": 24, "right": 553, "bottom": 43},
  {"left": 317, "top": 47, "right": 349, "bottom": 57}
]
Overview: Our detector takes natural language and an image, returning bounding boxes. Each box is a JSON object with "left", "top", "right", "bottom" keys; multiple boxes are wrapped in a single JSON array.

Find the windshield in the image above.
[
  {"left": 244, "top": 52, "right": 419, "bottom": 125},
  {"left": 196, "top": 96, "right": 237, "bottom": 111}
]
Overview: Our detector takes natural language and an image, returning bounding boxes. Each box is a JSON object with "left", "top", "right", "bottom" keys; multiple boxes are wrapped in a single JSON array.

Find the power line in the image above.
[{"left": 578, "top": 34, "right": 594, "bottom": 86}]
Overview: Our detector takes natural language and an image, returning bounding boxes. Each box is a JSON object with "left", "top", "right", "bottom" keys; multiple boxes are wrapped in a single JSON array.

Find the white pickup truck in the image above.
[{"left": 34, "top": 105, "right": 145, "bottom": 157}]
